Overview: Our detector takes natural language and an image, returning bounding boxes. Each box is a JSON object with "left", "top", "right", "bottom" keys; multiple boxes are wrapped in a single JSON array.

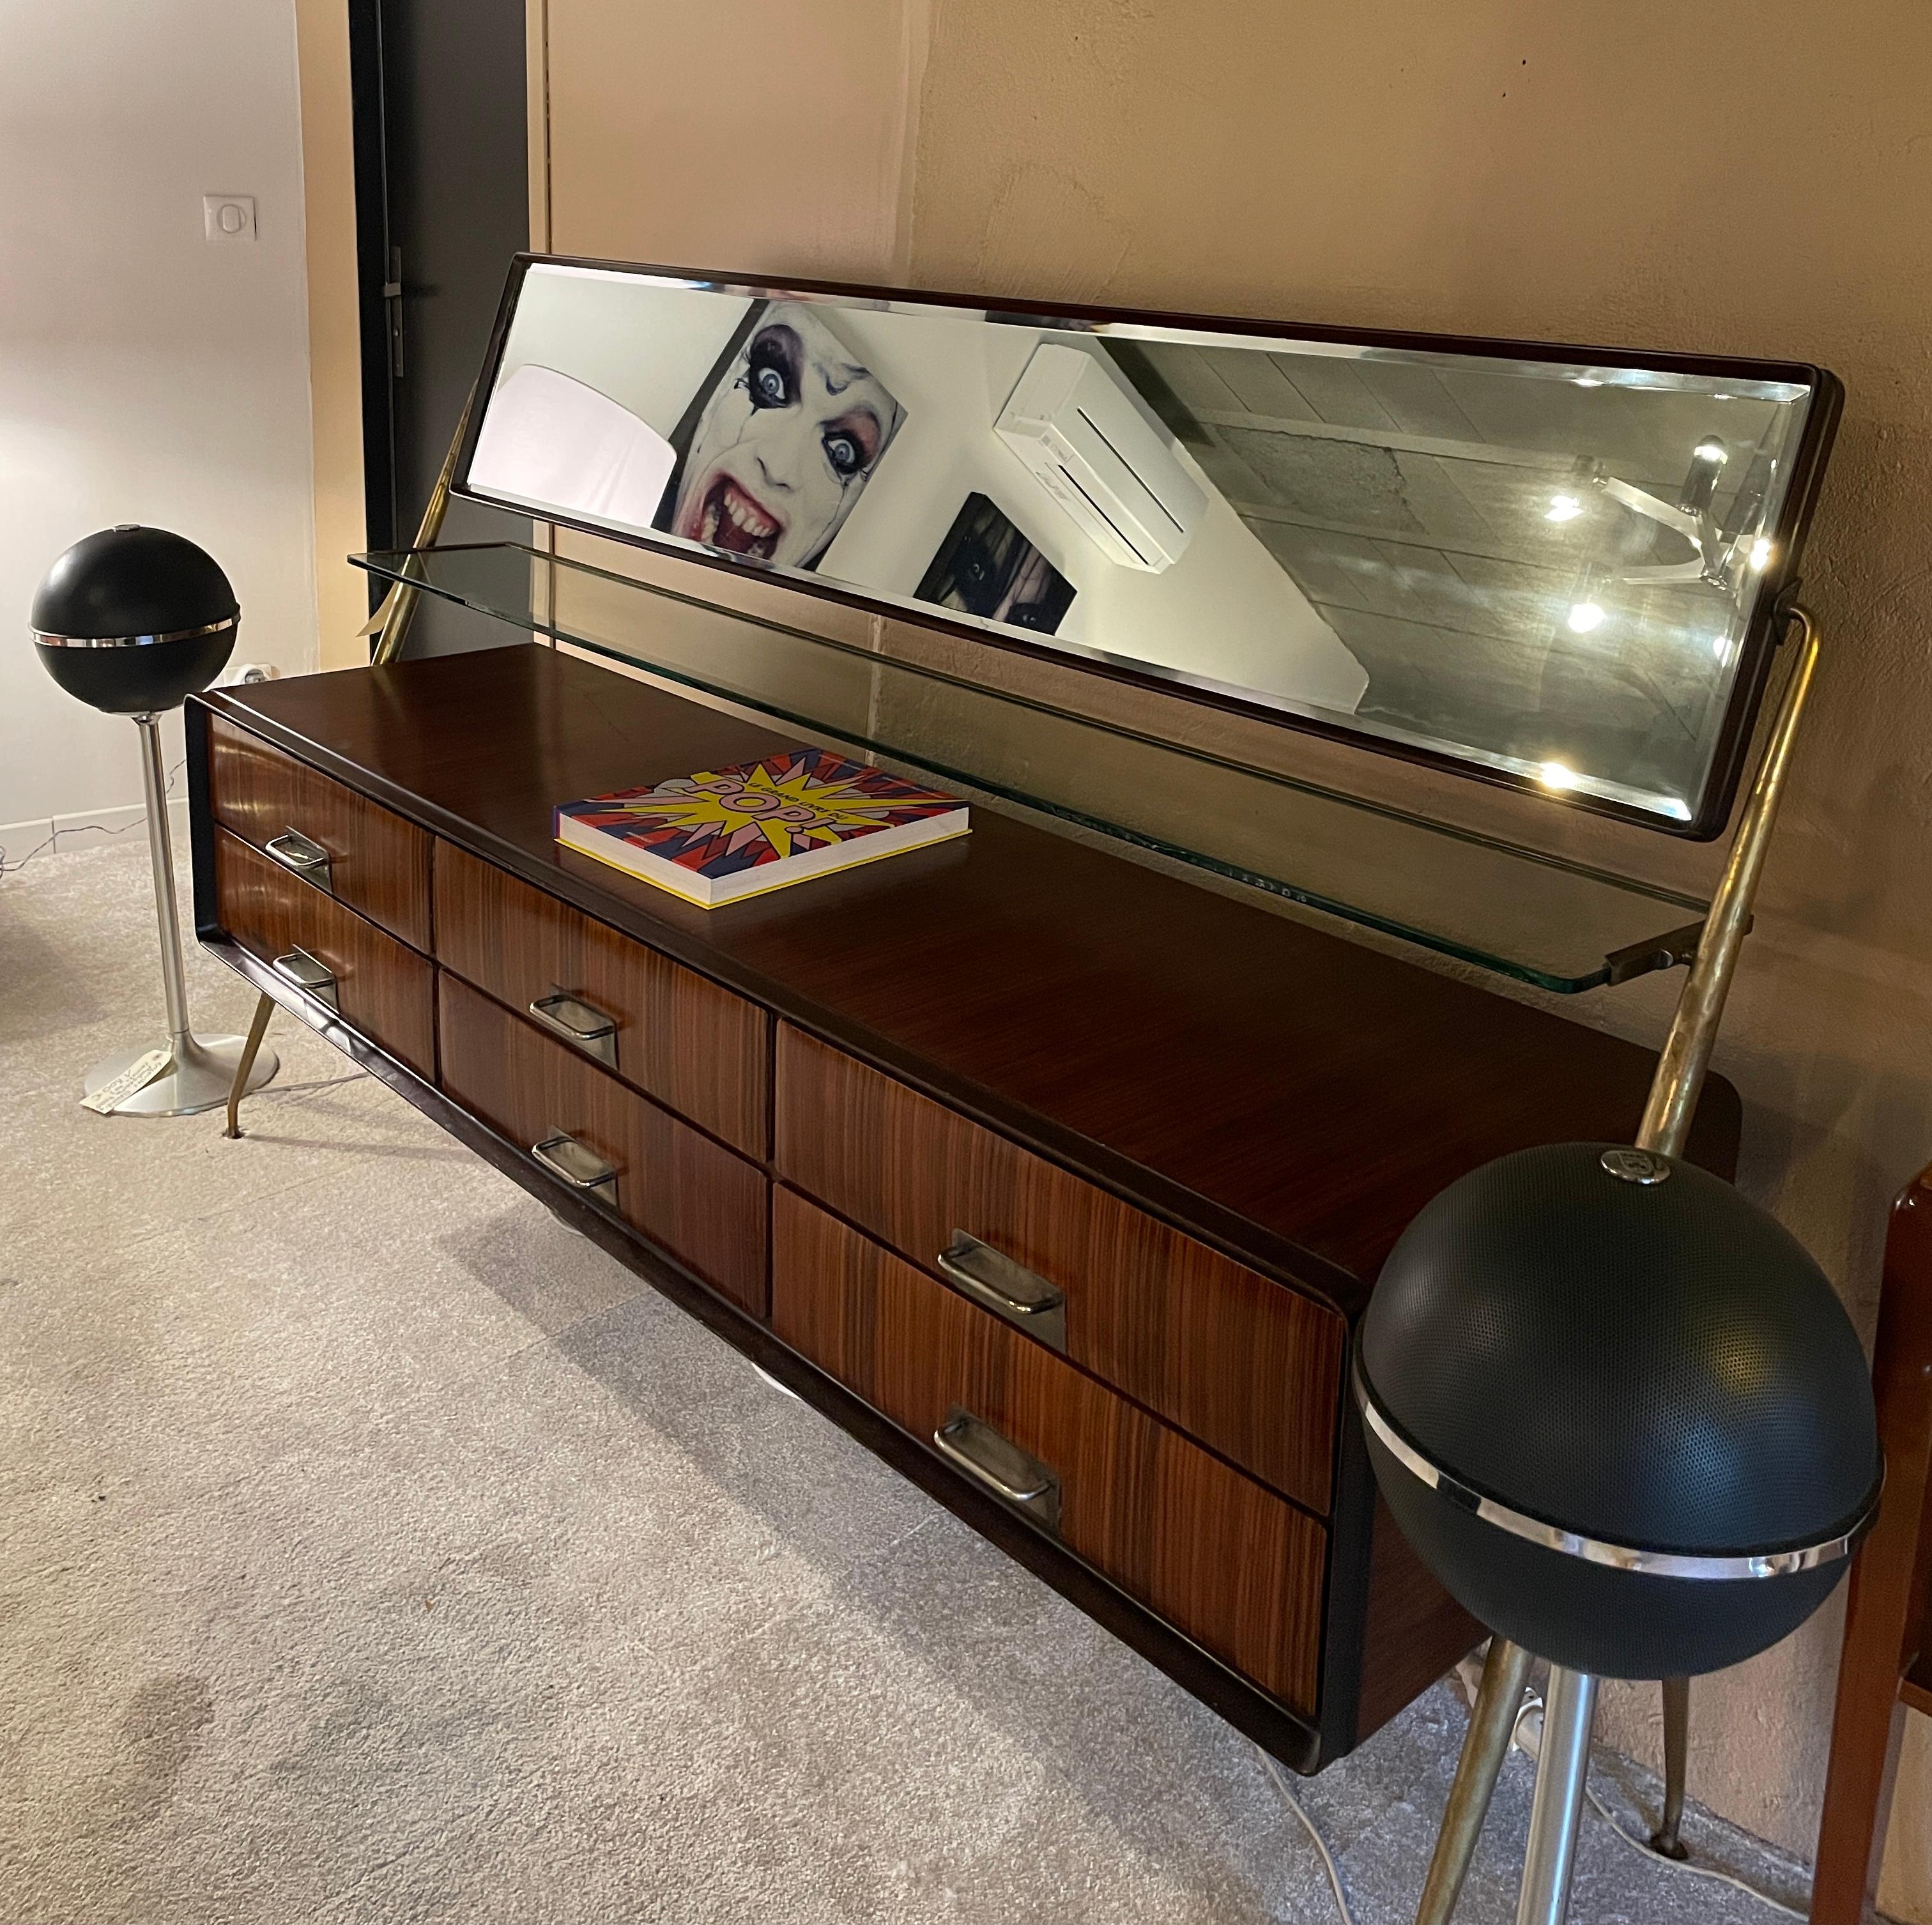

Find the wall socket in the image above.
[
  {"left": 222, "top": 663, "right": 278, "bottom": 686},
  {"left": 203, "top": 195, "right": 256, "bottom": 243}
]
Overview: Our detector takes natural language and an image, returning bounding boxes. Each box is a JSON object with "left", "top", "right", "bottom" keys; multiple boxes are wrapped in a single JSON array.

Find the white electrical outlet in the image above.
[
  {"left": 222, "top": 663, "right": 278, "bottom": 686},
  {"left": 203, "top": 195, "right": 256, "bottom": 243}
]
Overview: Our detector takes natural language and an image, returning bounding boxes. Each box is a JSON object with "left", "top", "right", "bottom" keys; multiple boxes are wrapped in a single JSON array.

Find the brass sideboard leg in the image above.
[
  {"left": 223, "top": 992, "right": 277, "bottom": 1139},
  {"left": 1415, "top": 1637, "right": 1535, "bottom": 1924},
  {"left": 1650, "top": 1675, "right": 1691, "bottom": 1859}
]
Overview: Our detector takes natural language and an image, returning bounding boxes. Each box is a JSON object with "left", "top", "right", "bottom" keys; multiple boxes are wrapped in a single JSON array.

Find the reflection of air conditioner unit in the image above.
[{"left": 995, "top": 344, "right": 1206, "bottom": 572}]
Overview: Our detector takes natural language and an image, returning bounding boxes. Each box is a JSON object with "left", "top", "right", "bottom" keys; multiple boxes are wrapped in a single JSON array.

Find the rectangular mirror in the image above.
[{"left": 456, "top": 256, "right": 1840, "bottom": 837}]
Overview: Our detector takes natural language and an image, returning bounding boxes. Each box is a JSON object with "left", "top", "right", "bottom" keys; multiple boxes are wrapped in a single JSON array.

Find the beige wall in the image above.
[
  {"left": 537, "top": 0, "right": 1932, "bottom": 1901},
  {"left": 295, "top": 0, "right": 368, "bottom": 671}
]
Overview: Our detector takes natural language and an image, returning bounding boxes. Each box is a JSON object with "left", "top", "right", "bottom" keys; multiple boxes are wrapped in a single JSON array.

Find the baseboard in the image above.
[{"left": 0, "top": 799, "right": 190, "bottom": 866}]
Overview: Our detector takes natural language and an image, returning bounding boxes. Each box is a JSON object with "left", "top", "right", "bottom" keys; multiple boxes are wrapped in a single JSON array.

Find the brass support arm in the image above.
[
  {"left": 367, "top": 378, "right": 479, "bottom": 668},
  {"left": 1636, "top": 604, "right": 1819, "bottom": 1159}
]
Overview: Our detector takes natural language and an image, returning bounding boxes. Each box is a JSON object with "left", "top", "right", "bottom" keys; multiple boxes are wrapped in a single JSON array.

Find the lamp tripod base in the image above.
[{"left": 83, "top": 1034, "right": 280, "bottom": 1119}]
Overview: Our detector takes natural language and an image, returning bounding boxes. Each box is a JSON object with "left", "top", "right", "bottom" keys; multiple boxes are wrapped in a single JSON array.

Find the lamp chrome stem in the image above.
[
  {"left": 1630, "top": 605, "right": 1818, "bottom": 1865},
  {"left": 136, "top": 711, "right": 191, "bottom": 1048},
  {"left": 1636, "top": 605, "right": 1818, "bottom": 1159},
  {"left": 1516, "top": 1666, "right": 1598, "bottom": 1925}
]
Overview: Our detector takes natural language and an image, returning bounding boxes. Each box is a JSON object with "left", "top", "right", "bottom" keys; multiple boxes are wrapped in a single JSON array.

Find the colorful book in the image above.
[{"left": 554, "top": 748, "right": 969, "bottom": 907}]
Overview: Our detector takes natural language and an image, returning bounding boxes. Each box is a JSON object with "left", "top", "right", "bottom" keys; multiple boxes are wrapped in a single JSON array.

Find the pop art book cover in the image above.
[{"left": 554, "top": 748, "right": 969, "bottom": 907}]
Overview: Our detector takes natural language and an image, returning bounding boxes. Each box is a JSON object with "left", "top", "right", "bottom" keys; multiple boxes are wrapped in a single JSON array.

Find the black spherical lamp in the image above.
[
  {"left": 1360, "top": 1143, "right": 1879, "bottom": 1680},
  {"left": 31, "top": 526, "right": 278, "bottom": 1116},
  {"left": 1360, "top": 1142, "right": 1879, "bottom": 1922}
]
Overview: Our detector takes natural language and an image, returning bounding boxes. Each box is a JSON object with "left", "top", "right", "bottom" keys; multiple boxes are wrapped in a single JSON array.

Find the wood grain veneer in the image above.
[
  {"left": 208, "top": 715, "right": 433, "bottom": 951},
  {"left": 438, "top": 974, "right": 768, "bottom": 1314},
  {"left": 196, "top": 647, "right": 1740, "bottom": 1315},
  {"left": 434, "top": 840, "right": 769, "bottom": 1158},
  {"left": 214, "top": 827, "right": 435, "bottom": 1076},
  {"left": 777, "top": 1024, "right": 1344, "bottom": 1513},
  {"left": 773, "top": 1186, "right": 1324, "bottom": 1713}
]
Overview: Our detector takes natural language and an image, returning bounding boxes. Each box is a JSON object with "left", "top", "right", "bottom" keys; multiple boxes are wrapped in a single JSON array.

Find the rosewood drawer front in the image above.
[
  {"left": 208, "top": 716, "right": 433, "bottom": 951},
  {"left": 438, "top": 974, "right": 769, "bottom": 1314},
  {"left": 773, "top": 1187, "right": 1324, "bottom": 1713},
  {"left": 214, "top": 827, "right": 435, "bottom": 1076},
  {"left": 434, "top": 842, "right": 769, "bottom": 1158},
  {"left": 775, "top": 1026, "right": 1344, "bottom": 1514}
]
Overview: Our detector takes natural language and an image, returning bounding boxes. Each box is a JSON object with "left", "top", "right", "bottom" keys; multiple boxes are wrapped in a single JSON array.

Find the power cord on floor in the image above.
[
  {"left": 1256, "top": 1745, "right": 1357, "bottom": 1925},
  {"left": 1507, "top": 1691, "right": 1805, "bottom": 1920},
  {"left": 0, "top": 758, "right": 187, "bottom": 877}
]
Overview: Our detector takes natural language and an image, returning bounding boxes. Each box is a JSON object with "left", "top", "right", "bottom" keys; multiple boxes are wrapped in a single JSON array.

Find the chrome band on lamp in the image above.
[
  {"left": 31, "top": 613, "right": 240, "bottom": 649},
  {"left": 1355, "top": 1365, "right": 1878, "bottom": 1581}
]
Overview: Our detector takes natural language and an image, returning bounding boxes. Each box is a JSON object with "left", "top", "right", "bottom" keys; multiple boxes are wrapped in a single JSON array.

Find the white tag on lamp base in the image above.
[{"left": 82, "top": 1050, "right": 172, "bottom": 1114}]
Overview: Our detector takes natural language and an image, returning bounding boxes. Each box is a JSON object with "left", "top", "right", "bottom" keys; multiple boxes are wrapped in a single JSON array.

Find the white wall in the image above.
[{"left": 0, "top": 0, "right": 319, "bottom": 842}]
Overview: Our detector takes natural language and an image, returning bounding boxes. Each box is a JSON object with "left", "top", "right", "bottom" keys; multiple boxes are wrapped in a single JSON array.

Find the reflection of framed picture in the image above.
[
  {"left": 916, "top": 493, "right": 1076, "bottom": 635},
  {"left": 654, "top": 300, "right": 905, "bottom": 572}
]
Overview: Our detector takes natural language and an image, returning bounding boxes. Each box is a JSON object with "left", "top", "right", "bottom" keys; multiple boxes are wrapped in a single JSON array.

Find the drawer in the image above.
[
  {"left": 209, "top": 716, "right": 432, "bottom": 951},
  {"left": 438, "top": 974, "right": 769, "bottom": 1315},
  {"left": 773, "top": 1188, "right": 1324, "bottom": 1714},
  {"left": 776, "top": 1026, "right": 1343, "bottom": 1513},
  {"left": 214, "top": 827, "right": 435, "bottom": 1076},
  {"left": 434, "top": 842, "right": 768, "bottom": 1158}
]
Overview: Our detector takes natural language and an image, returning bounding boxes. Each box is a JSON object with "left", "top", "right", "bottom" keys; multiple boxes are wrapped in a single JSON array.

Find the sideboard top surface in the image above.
[{"left": 200, "top": 643, "right": 1738, "bottom": 1313}]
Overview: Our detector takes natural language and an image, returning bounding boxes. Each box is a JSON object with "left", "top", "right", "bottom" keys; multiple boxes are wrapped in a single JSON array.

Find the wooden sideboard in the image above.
[{"left": 186, "top": 641, "right": 1739, "bottom": 1773}]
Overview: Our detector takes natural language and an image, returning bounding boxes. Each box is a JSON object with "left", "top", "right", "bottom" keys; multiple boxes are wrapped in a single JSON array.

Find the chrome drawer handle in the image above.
[
  {"left": 528, "top": 990, "right": 619, "bottom": 1068},
  {"left": 265, "top": 827, "right": 333, "bottom": 893},
  {"left": 271, "top": 946, "right": 339, "bottom": 1013},
  {"left": 936, "top": 1232, "right": 1068, "bottom": 1353},
  {"left": 932, "top": 1409, "right": 1061, "bottom": 1533},
  {"left": 530, "top": 1130, "right": 619, "bottom": 1202}
]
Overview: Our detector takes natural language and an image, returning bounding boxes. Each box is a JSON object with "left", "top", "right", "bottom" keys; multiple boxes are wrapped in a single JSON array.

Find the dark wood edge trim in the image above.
[
  {"left": 1317, "top": 1379, "right": 1379, "bottom": 1759},
  {"left": 445, "top": 251, "right": 1844, "bottom": 843},
  {"left": 197, "top": 929, "right": 1330, "bottom": 1770},
  {"left": 187, "top": 702, "right": 220, "bottom": 942},
  {"left": 187, "top": 691, "right": 1368, "bottom": 1322}
]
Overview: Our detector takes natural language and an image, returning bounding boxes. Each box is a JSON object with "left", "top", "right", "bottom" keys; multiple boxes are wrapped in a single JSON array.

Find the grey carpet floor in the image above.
[{"left": 1, "top": 836, "right": 1823, "bottom": 1923}]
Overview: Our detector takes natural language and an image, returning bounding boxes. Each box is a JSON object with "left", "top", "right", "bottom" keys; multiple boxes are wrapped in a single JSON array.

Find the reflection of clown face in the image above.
[{"left": 670, "top": 302, "right": 904, "bottom": 571}]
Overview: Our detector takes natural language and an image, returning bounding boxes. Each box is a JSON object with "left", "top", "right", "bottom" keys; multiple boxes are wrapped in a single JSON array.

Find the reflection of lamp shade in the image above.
[
  {"left": 470, "top": 365, "right": 677, "bottom": 530},
  {"left": 1356, "top": 1143, "right": 1880, "bottom": 1680},
  {"left": 32, "top": 525, "right": 238, "bottom": 714}
]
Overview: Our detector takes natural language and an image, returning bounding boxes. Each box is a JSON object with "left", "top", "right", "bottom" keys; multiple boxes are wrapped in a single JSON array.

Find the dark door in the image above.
[{"left": 351, "top": 0, "right": 530, "bottom": 656}]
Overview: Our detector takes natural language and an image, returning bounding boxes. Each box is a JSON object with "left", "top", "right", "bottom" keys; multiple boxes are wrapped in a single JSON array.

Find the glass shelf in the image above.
[{"left": 353, "top": 541, "right": 1712, "bottom": 993}]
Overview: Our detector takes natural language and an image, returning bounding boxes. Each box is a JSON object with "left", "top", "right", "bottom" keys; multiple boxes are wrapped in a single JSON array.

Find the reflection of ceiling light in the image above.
[
  {"left": 1713, "top": 393, "right": 1731, "bottom": 402},
  {"left": 1574, "top": 376, "right": 1603, "bottom": 388},
  {"left": 1567, "top": 601, "right": 1606, "bottom": 633},
  {"left": 1545, "top": 493, "right": 1584, "bottom": 523},
  {"left": 1713, "top": 634, "right": 1735, "bottom": 664},
  {"left": 1749, "top": 537, "right": 1773, "bottom": 571},
  {"left": 1540, "top": 761, "right": 1579, "bottom": 791},
  {"left": 1692, "top": 438, "right": 1729, "bottom": 468}
]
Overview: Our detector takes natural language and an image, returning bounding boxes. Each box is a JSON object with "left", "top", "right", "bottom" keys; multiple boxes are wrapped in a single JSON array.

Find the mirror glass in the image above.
[{"left": 457, "top": 260, "right": 1829, "bottom": 834}]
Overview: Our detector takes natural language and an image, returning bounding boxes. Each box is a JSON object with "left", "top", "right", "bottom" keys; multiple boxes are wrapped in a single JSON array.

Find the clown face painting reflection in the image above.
[{"left": 661, "top": 302, "right": 905, "bottom": 571}]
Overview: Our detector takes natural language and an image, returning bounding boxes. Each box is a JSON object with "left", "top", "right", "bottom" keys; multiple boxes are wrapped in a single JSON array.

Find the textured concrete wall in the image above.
[{"left": 540, "top": 0, "right": 1932, "bottom": 1899}]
